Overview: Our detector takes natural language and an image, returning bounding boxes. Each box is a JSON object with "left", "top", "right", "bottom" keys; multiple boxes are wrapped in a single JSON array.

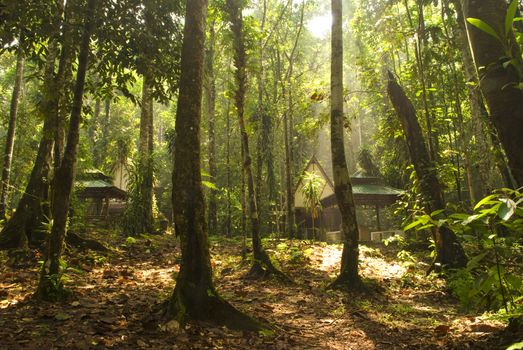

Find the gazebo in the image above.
[{"left": 295, "top": 156, "right": 403, "bottom": 242}]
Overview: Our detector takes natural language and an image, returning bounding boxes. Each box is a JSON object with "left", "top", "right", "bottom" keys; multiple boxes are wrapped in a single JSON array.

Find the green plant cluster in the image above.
[{"left": 405, "top": 188, "right": 523, "bottom": 322}]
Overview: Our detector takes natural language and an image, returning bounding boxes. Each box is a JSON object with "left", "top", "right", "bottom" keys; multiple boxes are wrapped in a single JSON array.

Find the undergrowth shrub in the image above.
[{"left": 405, "top": 188, "right": 523, "bottom": 324}]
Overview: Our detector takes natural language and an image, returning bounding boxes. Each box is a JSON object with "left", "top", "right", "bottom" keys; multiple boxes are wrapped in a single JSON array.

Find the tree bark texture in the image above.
[
  {"left": 329, "top": 0, "right": 361, "bottom": 288},
  {"left": 0, "top": 41, "right": 24, "bottom": 219},
  {"left": 387, "top": 72, "right": 468, "bottom": 269},
  {"left": 205, "top": 21, "right": 218, "bottom": 235},
  {"left": 37, "top": 0, "right": 96, "bottom": 300},
  {"left": 463, "top": 0, "right": 523, "bottom": 187},
  {"left": 167, "top": 0, "right": 263, "bottom": 330}
]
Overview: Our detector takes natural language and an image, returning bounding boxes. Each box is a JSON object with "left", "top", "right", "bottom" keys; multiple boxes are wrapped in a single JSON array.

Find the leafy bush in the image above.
[{"left": 405, "top": 188, "right": 523, "bottom": 321}]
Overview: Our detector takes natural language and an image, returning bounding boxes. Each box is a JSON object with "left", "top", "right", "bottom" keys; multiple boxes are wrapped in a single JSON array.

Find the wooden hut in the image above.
[
  {"left": 75, "top": 170, "right": 127, "bottom": 219},
  {"left": 295, "top": 156, "right": 403, "bottom": 242}
]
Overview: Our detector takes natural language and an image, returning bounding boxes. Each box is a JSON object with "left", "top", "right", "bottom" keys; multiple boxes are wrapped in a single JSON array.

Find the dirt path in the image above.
[{"left": 0, "top": 233, "right": 516, "bottom": 349}]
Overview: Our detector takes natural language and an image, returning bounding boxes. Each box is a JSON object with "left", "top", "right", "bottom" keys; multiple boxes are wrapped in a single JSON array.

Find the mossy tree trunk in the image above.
[
  {"left": 0, "top": 38, "right": 24, "bottom": 219},
  {"left": 225, "top": 0, "right": 289, "bottom": 280},
  {"left": 387, "top": 72, "right": 468, "bottom": 269},
  {"left": 37, "top": 0, "right": 96, "bottom": 300},
  {"left": 328, "top": 0, "right": 361, "bottom": 289},
  {"left": 167, "top": 0, "right": 263, "bottom": 331},
  {"left": 463, "top": 0, "right": 523, "bottom": 187}
]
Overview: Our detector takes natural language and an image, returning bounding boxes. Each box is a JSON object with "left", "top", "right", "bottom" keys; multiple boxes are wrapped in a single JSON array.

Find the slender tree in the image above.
[
  {"left": 167, "top": 0, "right": 262, "bottom": 330},
  {"left": 37, "top": 0, "right": 97, "bottom": 300},
  {"left": 225, "top": 0, "right": 289, "bottom": 280},
  {"left": 0, "top": 38, "right": 24, "bottom": 219},
  {"left": 329, "top": 0, "right": 361, "bottom": 289}
]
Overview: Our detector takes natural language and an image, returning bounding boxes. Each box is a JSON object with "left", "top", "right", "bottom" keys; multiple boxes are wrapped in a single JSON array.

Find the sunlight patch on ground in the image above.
[
  {"left": 320, "top": 246, "right": 342, "bottom": 271},
  {"left": 362, "top": 258, "right": 406, "bottom": 280},
  {"left": 133, "top": 265, "right": 175, "bottom": 285}
]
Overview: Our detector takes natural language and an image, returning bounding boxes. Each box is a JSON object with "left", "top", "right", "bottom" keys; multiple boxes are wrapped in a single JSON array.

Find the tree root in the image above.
[
  {"left": 327, "top": 273, "right": 363, "bottom": 291},
  {"left": 0, "top": 216, "right": 29, "bottom": 250},
  {"left": 166, "top": 286, "right": 268, "bottom": 332},
  {"left": 66, "top": 231, "right": 108, "bottom": 252},
  {"left": 245, "top": 249, "right": 293, "bottom": 283}
]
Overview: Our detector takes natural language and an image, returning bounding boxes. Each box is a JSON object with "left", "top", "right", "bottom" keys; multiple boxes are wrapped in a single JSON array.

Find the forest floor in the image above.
[{"left": 0, "top": 228, "right": 520, "bottom": 350}]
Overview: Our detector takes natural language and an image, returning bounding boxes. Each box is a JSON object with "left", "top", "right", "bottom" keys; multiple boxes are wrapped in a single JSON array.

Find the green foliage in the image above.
[
  {"left": 507, "top": 341, "right": 523, "bottom": 350},
  {"left": 121, "top": 156, "right": 158, "bottom": 235},
  {"left": 467, "top": 0, "right": 523, "bottom": 82},
  {"left": 406, "top": 188, "right": 523, "bottom": 320},
  {"left": 300, "top": 171, "right": 324, "bottom": 220}
]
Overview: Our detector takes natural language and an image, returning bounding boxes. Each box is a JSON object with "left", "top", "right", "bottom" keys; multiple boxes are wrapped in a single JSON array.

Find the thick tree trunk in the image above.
[
  {"left": 452, "top": 0, "right": 513, "bottom": 191},
  {"left": 37, "top": 0, "right": 96, "bottom": 300},
  {"left": 463, "top": 0, "right": 523, "bottom": 187},
  {"left": 328, "top": 0, "right": 361, "bottom": 289},
  {"left": 167, "top": 0, "right": 263, "bottom": 331},
  {"left": 0, "top": 41, "right": 24, "bottom": 219},
  {"left": 226, "top": 0, "right": 289, "bottom": 280},
  {"left": 0, "top": 41, "right": 59, "bottom": 250},
  {"left": 205, "top": 21, "right": 218, "bottom": 235},
  {"left": 387, "top": 72, "right": 468, "bottom": 269}
]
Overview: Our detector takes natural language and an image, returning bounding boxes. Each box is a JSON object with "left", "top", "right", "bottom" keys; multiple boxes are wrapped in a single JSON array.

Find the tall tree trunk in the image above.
[
  {"left": 37, "top": 0, "right": 96, "bottom": 300},
  {"left": 328, "top": 0, "right": 361, "bottom": 289},
  {"left": 451, "top": 0, "right": 513, "bottom": 191},
  {"left": 226, "top": 0, "right": 289, "bottom": 280},
  {"left": 205, "top": 20, "right": 218, "bottom": 235},
  {"left": 387, "top": 72, "right": 468, "bottom": 269},
  {"left": 0, "top": 40, "right": 59, "bottom": 250},
  {"left": 282, "top": 2, "right": 304, "bottom": 239},
  {"left": 0, "top": 40, "right": 24, "bottom": 219},
  {"left": 53, "top": 4, "right": 76, "bottom": 170},
  {"left": 130, "top": 75, "right": 155, "bottom": 234},
  {"left": 463, "top": 0, "right": 523, "bottom": 187},
  {"left": 167, "top": 0, "right": 262, "bottom": 330},
  {"left": 225, "top": 98, "right": 232, "bottom": 237}
]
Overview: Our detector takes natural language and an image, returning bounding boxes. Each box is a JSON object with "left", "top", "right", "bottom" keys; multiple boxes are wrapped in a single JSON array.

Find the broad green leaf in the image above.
[
  {"left": 403, "top": 220, "right": 422, "bottom": 231},
  {"left": 507, "top": 340, "right": 523, "bottom": 350},
  {"left": 506, "top": 0, "right": 518, "bottom": 35},
  {"left": 498, "top": 198, "right": 516, "bottom": 221},
  {"left": 202, "top": 180, "right": 218, "bottom": 190},
  {"left": 450, "top": 213, "right": 470, "bottom": 220},
  {"left": 467, "top": 18, "right": 501, "bottom": 41},
  {"left": 431, "top": 209, "right": 445, "bottom": 217},
  {"left": 474, "top": 194, "right": 497, "bottom": 210},
  {"left": 462, "top": 214, "right": 479, "bottom": 225}
]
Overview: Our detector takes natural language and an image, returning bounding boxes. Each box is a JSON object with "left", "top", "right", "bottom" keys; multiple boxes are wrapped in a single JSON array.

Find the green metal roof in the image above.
[
  {"left": 352, "top": 184, "right": 403, "bottom": 196},
  {"left": 77, "top": 179, "right": 114, "bottom": 188}
]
